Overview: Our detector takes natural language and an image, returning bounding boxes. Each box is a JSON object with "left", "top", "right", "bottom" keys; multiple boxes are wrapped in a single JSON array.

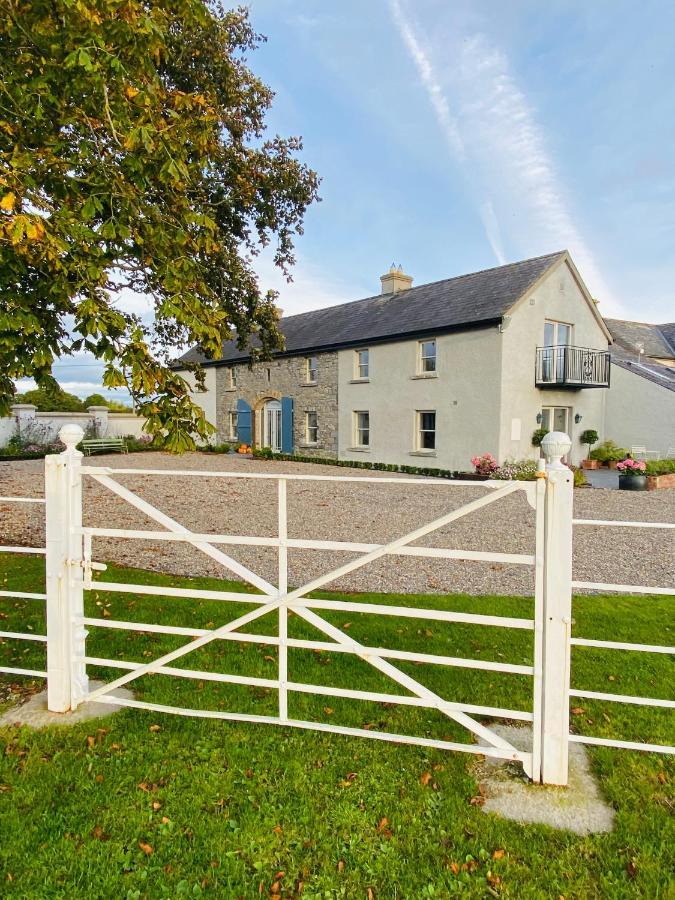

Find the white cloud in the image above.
[
  {"left": 389, "top": 0, "right": 464, "bottom": 160},
  {"left": 389, "top": 2, "right": 623, "bottom": 314},
  {"left": 479, "top": 200, "right": 506, "bottom": 266}
]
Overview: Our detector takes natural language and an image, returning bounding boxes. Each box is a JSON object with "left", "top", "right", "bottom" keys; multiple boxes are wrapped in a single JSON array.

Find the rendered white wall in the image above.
[
  {"left": 180, "top": 366, "right": 218, "bottom": 431},
  {"left": 338, "top": 327, "right": 502, "bottom": 471},
  {"left": 498, "top": 260, "right": 610, "bottom": 465},
  {"left": 604, "top": 364, "right": 675, "bottom": 456}
]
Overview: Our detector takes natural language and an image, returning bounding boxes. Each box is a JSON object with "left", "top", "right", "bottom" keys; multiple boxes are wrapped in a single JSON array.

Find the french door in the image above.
[
  {"left": 542, "top": 321, "right": 572, "bottom": 383},
  {"left": 264, "top": 400, "right": 282, "bottom": 452}
]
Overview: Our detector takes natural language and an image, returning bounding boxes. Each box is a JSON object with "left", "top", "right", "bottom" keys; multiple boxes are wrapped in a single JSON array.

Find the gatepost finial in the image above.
[
  {"left": 59, "top": 424, "right": 84, "bottom": 453},
  {"left": 541, "top": 431, "right": 572, "bottom": 471}
]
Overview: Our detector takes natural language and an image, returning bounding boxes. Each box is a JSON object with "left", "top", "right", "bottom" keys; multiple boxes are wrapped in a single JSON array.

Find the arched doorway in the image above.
[{"left": 263, "top": 399, "right": 282, "bottom": 452}]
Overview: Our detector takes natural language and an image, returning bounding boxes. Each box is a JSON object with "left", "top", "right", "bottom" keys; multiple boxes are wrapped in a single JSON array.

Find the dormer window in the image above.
[
  {"left": 226, "top": 367, "right": 236, "bottom": 390},
  {"left": 355, "top": 348, "right": 369, "bottom": 379}
]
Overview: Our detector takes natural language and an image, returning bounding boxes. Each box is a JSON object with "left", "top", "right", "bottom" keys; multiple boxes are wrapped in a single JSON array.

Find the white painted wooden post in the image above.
[
  {"left": 539, "top": 431, "right": 573, "bottom": 785},
  {"left": 277, "top": 478, "right": 288, "bottom": 722},
  {"left": 45, "top": 424, "right": 88, "bottom": 712}
]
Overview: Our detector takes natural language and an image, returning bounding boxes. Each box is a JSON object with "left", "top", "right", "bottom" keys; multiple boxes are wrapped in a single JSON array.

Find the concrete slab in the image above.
[
  {"left": 474, "top": 724, "right": 615, "bottom": 835},
  {"left": 0, "top": 681, "right": 134, "bottom": 729}
]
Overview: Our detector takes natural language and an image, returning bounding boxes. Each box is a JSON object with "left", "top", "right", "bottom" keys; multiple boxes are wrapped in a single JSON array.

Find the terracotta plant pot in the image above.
[
  {"left": 618, "top": 474, "right": 647, "bottom": 491},
  {"left": 581, "top": 459, "right": 600, "bottom": 470},
  {"left": 607, "top": 460, "right": 619, "bottom": 470}
]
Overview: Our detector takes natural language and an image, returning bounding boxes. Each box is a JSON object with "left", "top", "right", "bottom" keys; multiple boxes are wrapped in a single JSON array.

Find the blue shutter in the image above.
[
  {"left": 236, "top": 399, "right": 252, "bottom": 446},
  {"left": 281, "top": 396, "right": 294, "bottom": 453}
]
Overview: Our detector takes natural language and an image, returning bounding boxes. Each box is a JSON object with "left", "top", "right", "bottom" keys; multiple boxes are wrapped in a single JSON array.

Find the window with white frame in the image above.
[
  {"left": 226, "top": 367, "right": 237, "bottom": 389},
  {"left": 227, "top": 410, "right": 238, "bottom": 440},
  {"left": 355, "top": 348, "right": 369, "bottom": 379},
  {"left": 354, "top": 410, "right": 370, "bottom": 447},
  {"left": 418, "top": 339, "right": 437, "bottom": 374},
  {"left": 305, "top": 410, "right": 318, "bottom": 443},
  {"left": 417, "top": 410, "right": 436, "bottom": 450},
  {"left": 305, "top": 356, "right": 318, "bottom": 383}
]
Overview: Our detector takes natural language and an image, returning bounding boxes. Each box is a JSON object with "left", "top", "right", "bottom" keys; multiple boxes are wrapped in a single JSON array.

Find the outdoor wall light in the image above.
[
  {"left": 536, "top": 412, "right": 543, "bottom": 424},
  {"left": 574, "top": 413, "right": 583, "bottom": 424}
]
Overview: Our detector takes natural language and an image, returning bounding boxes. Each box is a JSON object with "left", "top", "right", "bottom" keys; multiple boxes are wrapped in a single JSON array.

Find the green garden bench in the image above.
[{"left": 81, "top": 437, "right": 128, "bottom": 456}]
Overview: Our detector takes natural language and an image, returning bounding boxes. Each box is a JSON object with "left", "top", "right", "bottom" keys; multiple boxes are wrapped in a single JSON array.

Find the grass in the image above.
[{"left": 0, "top": 553, "right": 673, "bottom": 898}]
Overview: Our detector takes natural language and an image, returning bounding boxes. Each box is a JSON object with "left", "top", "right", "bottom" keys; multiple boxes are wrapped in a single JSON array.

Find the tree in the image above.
[
  {"left": 83, "top": 392, "right": 130, "bottom": 411},
  {"left": 0, "top": 1, "right": 319, "bottom": 450},
  {"left": 580, "top": 428, "right": 599, "bottom": 459},
  {"left": 15, "top": 386, "right": 84, "bottom": 412}
]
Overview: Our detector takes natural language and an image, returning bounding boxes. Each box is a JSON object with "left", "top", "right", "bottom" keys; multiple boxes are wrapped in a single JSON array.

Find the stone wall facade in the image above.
[{"left": 215, "top": 352, "right": 339, "bottom": 457}]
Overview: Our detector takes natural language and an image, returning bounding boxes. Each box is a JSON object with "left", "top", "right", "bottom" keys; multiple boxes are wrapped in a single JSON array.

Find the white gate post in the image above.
[
  {"left": 45, "top": 424, "right": 88, "bottom": 712},
  {"left": 539, "top": 431, "right": 573, "bottom": 785}
]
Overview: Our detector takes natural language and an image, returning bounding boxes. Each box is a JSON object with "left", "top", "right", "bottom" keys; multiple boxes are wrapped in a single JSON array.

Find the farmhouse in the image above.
[{"left": 177, "top": 251, "right": 622, "bottom": 468}]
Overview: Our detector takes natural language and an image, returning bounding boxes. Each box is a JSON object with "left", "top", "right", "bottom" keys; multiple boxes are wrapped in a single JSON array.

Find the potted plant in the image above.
[
  {"left": 580, "top": 429, "right": 600, "bottom": 469},
  {"left": 531, "top": 427, "right": 549, "bottom": 449},
  {"left": 616, "top": 457, "right": 647, "bottom": 491},
  {"left": 469, "top": 452, "right": 499, "bottom": 480}
]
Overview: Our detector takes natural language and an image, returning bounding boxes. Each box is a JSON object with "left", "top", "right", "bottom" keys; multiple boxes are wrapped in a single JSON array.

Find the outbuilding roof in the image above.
[
  {"left": 604, "top": 318, "right": 675, "bottom": 361},
  {"left": 178, "top": 251, "right": 567, "bottom": 366}
]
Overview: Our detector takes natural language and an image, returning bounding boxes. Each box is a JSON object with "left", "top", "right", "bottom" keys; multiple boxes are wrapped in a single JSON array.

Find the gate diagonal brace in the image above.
[
  {"left": 85, "top": 478, "right": 521, "bottom": 757},
  {"left": 278, "top": 482, "right": 524, "bottom": 754},
  {"left": 88, "top": 472, "right": 277, "bottom": 596},
  {"left": 84, "top": 598, "right": 281, "bottom": 705}
]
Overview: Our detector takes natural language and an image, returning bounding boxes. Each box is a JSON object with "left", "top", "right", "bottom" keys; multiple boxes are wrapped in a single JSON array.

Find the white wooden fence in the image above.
[{"left": 0, "top": 425, "right": 673, "bottom": 785}]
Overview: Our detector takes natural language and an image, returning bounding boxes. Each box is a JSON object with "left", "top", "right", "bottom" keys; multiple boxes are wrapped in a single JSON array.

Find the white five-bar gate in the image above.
[{"left": 1, "top": 425, "right": 673, "bottom": 786}]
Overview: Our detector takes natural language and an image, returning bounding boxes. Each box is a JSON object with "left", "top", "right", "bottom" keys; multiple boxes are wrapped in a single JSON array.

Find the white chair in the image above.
[
  {"left": 666, "top": 447, "right": 675, "bottom": 459},
  {"left": 631, "top": 446, "right": 647, "bottom": 459}
]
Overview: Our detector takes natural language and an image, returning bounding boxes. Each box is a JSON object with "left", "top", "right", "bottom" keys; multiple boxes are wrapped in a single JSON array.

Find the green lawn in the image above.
[{"left": 0, "top": 554, "right": 672, "bottom": 898}]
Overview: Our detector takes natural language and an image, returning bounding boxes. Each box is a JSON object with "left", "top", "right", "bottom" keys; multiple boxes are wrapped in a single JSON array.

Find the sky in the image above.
[{"left": 32, "top": 0, "right": 675, "bottom": 402}]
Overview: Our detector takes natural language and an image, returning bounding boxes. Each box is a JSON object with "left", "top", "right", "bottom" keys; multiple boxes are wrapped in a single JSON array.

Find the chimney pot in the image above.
[{"left": 380, "top": 264, "right": 413, "bottom": 294}]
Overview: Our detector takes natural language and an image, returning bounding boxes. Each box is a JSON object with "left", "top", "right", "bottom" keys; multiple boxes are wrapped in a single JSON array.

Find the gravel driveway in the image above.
[{"left": 1, "top": 452, "right": 673, "bottom": 596}]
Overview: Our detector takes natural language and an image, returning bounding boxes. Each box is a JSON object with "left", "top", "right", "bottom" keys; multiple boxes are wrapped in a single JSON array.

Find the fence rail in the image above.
[{"left": 0, "top": 426, "right": 672, "bottom": 786}]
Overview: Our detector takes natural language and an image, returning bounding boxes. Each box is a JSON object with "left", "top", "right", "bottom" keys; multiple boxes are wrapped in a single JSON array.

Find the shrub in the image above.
[
  {"left": 493, "top": 459, "right": 539, "bottom": 481},
  {"left": 531, "top": 428, "right": 549, "bottom": 448},
  {"left": 589, "top": 440, "right": 627, "bottom": 463},
  {"left": 645, "top": 459, "right": 675, "bottom": 476},
  {"left": 198, "top": 441, "right": 231, "bottom": 454},
  {"left": 579, "top": 429, "right": 599, "bottom": 457}
]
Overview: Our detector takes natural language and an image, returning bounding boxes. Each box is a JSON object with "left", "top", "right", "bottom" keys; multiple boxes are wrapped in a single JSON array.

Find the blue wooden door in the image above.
[
  {"left": 236, "top": 399, "right": 252, "bottom": 445},
  {"left": 281, "top": 396, "right": 294, "bottom": 453}
]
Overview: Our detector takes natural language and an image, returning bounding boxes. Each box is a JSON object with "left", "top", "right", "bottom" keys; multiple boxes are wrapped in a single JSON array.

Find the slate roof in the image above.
[
  {"left": 604, "top": 318, "right": 675, "bottom": 361},
  {"left": 178, "top": 251, "right": 566, "bottom": 366},
  {"left": 611, "top": 353, "right": 675, "bottom": 394}
]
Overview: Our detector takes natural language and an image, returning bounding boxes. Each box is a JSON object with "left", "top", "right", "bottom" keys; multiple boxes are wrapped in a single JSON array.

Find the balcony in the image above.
[{"left": 535, "top": 345, "right": 610, "bottom": 389}]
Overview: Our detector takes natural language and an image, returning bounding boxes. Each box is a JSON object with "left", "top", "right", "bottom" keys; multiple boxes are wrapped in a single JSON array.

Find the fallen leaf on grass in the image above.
[
  {"left": 626, "top": 858, "right": 637, "bottom": 879},
  {"left": 86, "top": 735, "right": 95, "bottom": 749},
  {"left": 149, "top": 724, "right": 161, "bottom": 733},
  {"left": 376, "top": 817, "right": 393, "bottom": 838},
  {"left": 419, "top": 771, "right": 432, "bottom": 786},
  {"left": 571, "top": 707, "right": 585, "bottom": 716},
  {"left": 272, "top": 825, "right": 282, "bottom": 835},
  {"left": 138, "top": 841, "right": 153, "bottom": 855},
  {"left": 657, "top": 772, "right": 668, "bottom": 784},
  {"left": 492, "top": 849, "right": 505, "bottom": 860},
  {"left": 152, "top": 800, "right": 162, "bottom": 811},
  {"left": 91, "top": 825, "right": 109, "bottom": 841},
  {"left": 337, "top": 860, "right": 345, "bottom": 872},
  {"left": 323, "top": 707, "right": 334, "bottom": 716},
  {"left": 366, "top": 889, "right": 374, "bottom": 900},
  {"left": 95, "top": 774, "right": 104, "bottom": 783}
]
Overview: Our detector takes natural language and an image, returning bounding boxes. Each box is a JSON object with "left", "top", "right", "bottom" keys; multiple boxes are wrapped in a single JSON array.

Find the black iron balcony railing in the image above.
[{"left": 535, "top": 345, "right": 610, "bottom": 388}]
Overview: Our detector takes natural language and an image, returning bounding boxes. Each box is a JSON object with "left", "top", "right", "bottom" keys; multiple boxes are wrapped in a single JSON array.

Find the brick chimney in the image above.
[{"left": 380, "top": 264, "right": 413, "bottom": 294}]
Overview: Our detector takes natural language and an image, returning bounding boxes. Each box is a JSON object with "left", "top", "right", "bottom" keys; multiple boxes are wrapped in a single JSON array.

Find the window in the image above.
[
  {"left": 417, "top": 410, "right": 436, "bottom": 450},
  {"left": 306, "top": 356, "right": 318, "bottom": 383},
  {"left": 226, "top": 367, "right": 237, "bottom": 389},
  {"left": 227, "top": 410, "right": 238, "bottom": 440},
  {"left": 354, "top": 411, "right": 370, "bottom": 447},
  {"left": 305, "top": 410, "right": 318, "bottom": 443},
  {"left": 355, "top": 348, "right": 369, "bottom": 379},
  {"left": 266, "top": 367, "right": 271, "bottom": 383},
  {"left": 418, "top": 340, "right": 437, "bottom": 374}
]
